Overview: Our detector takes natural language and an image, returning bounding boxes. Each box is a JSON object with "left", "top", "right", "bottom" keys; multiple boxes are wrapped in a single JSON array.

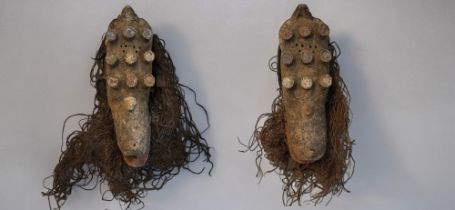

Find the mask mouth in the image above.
[{"left": 123, "top": 150, "right": 149, "bottom": 168}]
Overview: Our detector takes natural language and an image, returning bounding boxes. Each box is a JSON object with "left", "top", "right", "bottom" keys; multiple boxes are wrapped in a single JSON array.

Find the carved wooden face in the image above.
[
  {"left": 279, "top": 5, "right": 332, "bottom": 164},
  {"left": 104, "top": 6, "right": 155, "bottom": 167}
]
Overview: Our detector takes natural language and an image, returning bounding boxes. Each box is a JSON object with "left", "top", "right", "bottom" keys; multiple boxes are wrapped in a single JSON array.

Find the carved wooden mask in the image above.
[
  {"left": 279, "top": 4, "right": 332, "bottom": 163},
  {"left": 104, "top": 6, "right": 156, "bottom": 167},
  {"left": 43, "top": 6, "right": 213, "bottom": 209},
  {"left": 243, "top": 4, "right": 354, "bottom": 205}
]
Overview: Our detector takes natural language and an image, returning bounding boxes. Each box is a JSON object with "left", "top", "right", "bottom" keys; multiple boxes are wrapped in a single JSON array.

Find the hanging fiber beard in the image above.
[
  {"left": 242, "top": 4, "right": 354, "bottom": 205},
  {"left": 42, "top": 34, "right": 213, "bottom": 209}
]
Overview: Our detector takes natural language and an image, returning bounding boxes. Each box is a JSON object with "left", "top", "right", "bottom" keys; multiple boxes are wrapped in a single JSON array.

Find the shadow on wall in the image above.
[{"left": 334, "top": 33, "right": 423, "bottom": 207}]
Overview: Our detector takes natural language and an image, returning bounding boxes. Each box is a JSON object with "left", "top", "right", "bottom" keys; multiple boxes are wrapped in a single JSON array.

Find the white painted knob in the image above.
[
  {"left": 282, "top": 77, "right": 294, "bottom": 89},
  {"left": 320, "top": 49, "right": 332, "bottom": 63},
  {"left": 143, "top": 50, "right": 155, "bottom": 63},
  {"left": 300, "top": 77, "right": 313, "bottom": 89},
  {"left": 125, "top": 53, "right": 137, "bottom": 65},
  {"left": 105, "top": 54, "right": 117, "bottom": 66},
  {"left": 143, "top": 74, "right": 155, "bottom": 87},
  {"left": 107, "top": 76, "right": 119, "bottom": 88},
  {"left": 319, "top": 74, "right": 332, "bottom": 88}
]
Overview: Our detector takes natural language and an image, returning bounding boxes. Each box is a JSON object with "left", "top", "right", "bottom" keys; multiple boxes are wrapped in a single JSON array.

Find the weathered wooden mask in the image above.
[
  {"left": 105, "top": 5, "right": 155, "bottom": 168},
  {"left": 43, "top": 5, "right": 212, "bottom": 209},
  {"left": 243, "top": 4, "right": 354, "bottom": 205}
]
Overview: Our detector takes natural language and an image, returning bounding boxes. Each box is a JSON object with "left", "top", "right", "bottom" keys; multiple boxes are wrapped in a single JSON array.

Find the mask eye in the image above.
[
  {"left": 319, "top": 74, "right": 332, "bottom": 88},
  {"left": 300, "top": 77, "right": 313, "bottom": 89}
]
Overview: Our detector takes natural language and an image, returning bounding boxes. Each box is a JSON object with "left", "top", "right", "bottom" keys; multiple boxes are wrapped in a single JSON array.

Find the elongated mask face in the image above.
[
  {"left": 105, "top": 6, "right": 156, "bottom": 167},
  {"left": 241, "top": 4, "right": 353, "bottom": 205},
  {"left": 279, "top": 4, "right": 332, "bottom": 164}
]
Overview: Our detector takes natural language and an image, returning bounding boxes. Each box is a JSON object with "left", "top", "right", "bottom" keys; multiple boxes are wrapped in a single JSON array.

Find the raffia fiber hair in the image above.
[
  {"left": 42, "top": 34, "right": 213, "bottom": 210},
  {"left": 241, "top": 42, "right": 354, "bottom": 206}
]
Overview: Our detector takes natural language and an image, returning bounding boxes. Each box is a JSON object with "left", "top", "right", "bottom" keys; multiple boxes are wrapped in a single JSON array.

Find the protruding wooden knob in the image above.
[
  {"left": 142, "top": 29, "right": 153, "bottom": 40},
  {"left": 300, "top": 77, "right": 313, "bottom": 89},
  {"left": 143, "top": 50, "right": 155, "bottom": 63},
  {"left": 318, "top": 24, "right": 330, "bottom": 37},
  {"left": 301, "top": 51, "right": 313, "bottom": 64},
  {"left": 298, "top": 26, "right": 312, "bottom": 37},
  {"left": 319, "top": 74, "right": 332, "bottom": 88},
  {"left": 126, "top": 73, "right": 137, "bottom": 88},
  {"left": 105, "top": 54, "right": 118, "bottom": 66},
  {"left": 282, "top": 77, "right": 294, "bottom": 89},
  {"left": 106, "top": 31, "right": 117, "bottom": 42},
  {"left": 320, "top": 49, "right": 332, "bottom": 63},
  {"left": 123, "top": 26, "right": 136, "bottom": 39},
  {"left": 281, "top": 27, "right": 294, "bottom": 40},
  {"left": 282, "top": 53, "right": 294, "bottom": 66},
  {"left": 107, "top": 76, "right": 119, "bottom": 88},
  {"left": 143, "top": 74, "right": 155, "bottom": 87},
  {"left": 125, "top": 53, "right": 137, "bottom": 65}
]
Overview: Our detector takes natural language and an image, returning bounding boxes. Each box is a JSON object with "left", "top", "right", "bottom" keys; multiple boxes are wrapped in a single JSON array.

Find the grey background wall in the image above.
[{"left": 1, "top": 0, "right": 454, "bottom": 209}]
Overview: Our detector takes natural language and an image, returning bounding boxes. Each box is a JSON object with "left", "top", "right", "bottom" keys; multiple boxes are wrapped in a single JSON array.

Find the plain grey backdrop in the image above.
[{"left": 1, "top": 0, "right": 454, "bottom": 209}]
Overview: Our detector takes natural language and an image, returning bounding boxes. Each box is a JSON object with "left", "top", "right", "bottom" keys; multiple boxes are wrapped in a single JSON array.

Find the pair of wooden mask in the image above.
[
  {"left": 43, "top": 3, "right": 354, "bottom": 209},
  {"left": 43, "top": 6, "right": 212, "bottom": 209},
  {"left": 243, "top": 4, "right": 354, "bottom": 205}
]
